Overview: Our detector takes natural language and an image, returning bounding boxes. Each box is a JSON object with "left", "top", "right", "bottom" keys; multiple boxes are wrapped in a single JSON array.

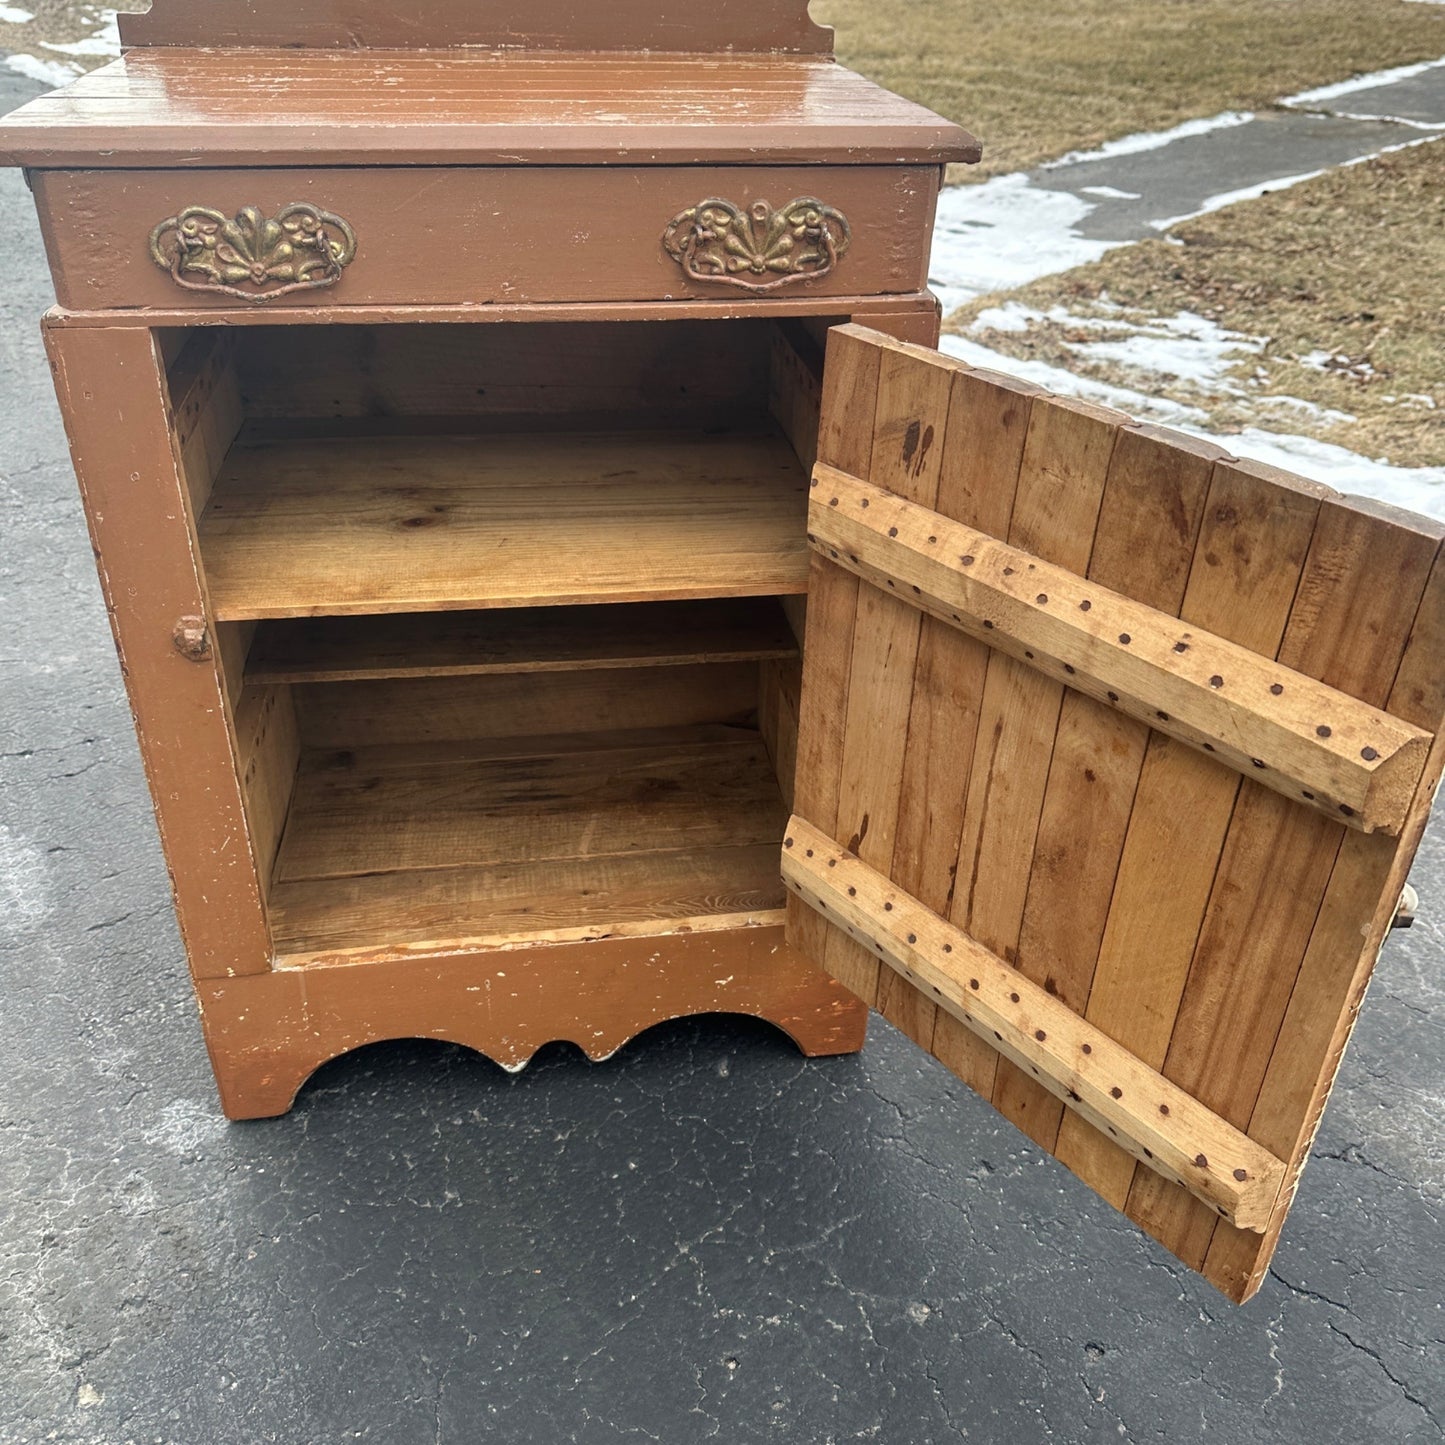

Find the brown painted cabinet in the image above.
[{"left": 3, "top": 0, "right": 1441, "bottom": 1305}]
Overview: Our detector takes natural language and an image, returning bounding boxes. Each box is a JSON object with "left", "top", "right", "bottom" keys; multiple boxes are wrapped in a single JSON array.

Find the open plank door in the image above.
[{"left": 785, "top": 324, "right": 1445, "bottom": 1303}]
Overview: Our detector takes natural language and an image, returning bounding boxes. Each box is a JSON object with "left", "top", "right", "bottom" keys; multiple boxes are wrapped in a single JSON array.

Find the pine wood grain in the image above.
[
  {"left": 769, "top": 322, "right": 824, "bottom": 477},
  {"left": 958, "top": 395, "right": 1125, "bottom": 1127},
  {"left": 786, "top": 326, "right": 883, "bottom": 1002},
  {"left": 829, "top": 337, "right": 956, "bottom": 1025},
  {"left": 809, "top": 466, "right": 1431, "bottom": 833},
  {"left": 792, "top": 325, "right": 1445, "bottom": 1299},
  {"left": 759, "top": 655, "right": 803, "bottom": 814},
  {"left": 199, "top": 425, "right": 810, "bottom": 620},
  {"left": 247, "top": 600, "right": 798, "bottom": 684},
  {"left": 273, "top": 844, "right": 786, "bottom": 963},
  {"left": 233, "top": 684, "right": 300, "bottom": 902},
  {"left": 234, "top": 320, "right": 771, "bottom": 428},
  {"left": 168, "top": 330, "right": 242, "bottom": 519},
  {"left": 924, "top": 365, "right": 1043, "bottom": 1094},
  {"left": 276, "top": 731, "right": 786, "bottom": 882},
  {"left": 1126, "top": 488, "right": 1445, "bottom": 1284},
  {"left": 1202, "top": 541, "right": 1445, "bottom": 1298},
  {"left": 991, "top": 425, "right": 1220, "bottom": 1148},
  {"left": 1052, "top": 454, "right": 1331, "bottom": 1211},
  {"left": 271, "top": 723, "right": 788, "bottom": 959},
  {"left": 783, "top": 815, "right": 1287, "bottom": 1230},
  {"left": 294, "top": 662, "right": 760, "bottom": 750}
]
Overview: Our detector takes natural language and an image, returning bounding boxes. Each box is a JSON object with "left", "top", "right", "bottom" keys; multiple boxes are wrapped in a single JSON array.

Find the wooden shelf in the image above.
[
  {"left": 247, "top": 598, "right": 799, "bottom": 684},
  {"left": 199, "top": 423, "right": 809, "bottom": 621},
  {"left": 269, "top": 725, "right": 789, "bottom": 963}
]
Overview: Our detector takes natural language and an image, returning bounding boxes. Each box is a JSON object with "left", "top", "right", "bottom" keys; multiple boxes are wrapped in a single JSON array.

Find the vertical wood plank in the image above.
[
  {"left": 947, "top": 395, "right": 1125, "bottom": 1100},
  {"left": 43, "top": 322, "right": 271, "bottom": 978},
  {"left": 1054, "top": 457, "right": 1330, "bottom": 1209},
  {"left": 991, "top": 426, "right": 1219, "bottom": 1148},
  {"left": 758, "top": 655, "right": 802, "bottom": 814},
  {"left": 827, "top": 341, "right": 955, "bottom": 1009},
  {"left": 1125, "top": 492, "right": 1443, "bottom": 1275},
  {"left": 884, "top": 364, "right": 1038, "bottom": 1056},
  {"left": 918, "top": 367, "right": 1044, "bottom": 1090},
  {"left": 787, "top": 327, "right": 882, "bottom": 997},
  {"left": 232, "top": 683, "right": 301, "bottom": 901},
  {"left": 1202, "top": 524, "right": 1445, "bottom": 1300}
]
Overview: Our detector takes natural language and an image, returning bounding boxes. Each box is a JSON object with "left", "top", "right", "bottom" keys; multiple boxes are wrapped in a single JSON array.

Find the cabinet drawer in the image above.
[{"left": 32, "top": 165, "right": 940, "bottom": 311}]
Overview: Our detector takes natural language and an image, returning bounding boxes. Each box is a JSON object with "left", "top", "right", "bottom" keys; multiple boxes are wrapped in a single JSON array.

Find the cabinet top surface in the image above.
[{"left": 0, "top": 49, "right": 980, "bottom": 170}]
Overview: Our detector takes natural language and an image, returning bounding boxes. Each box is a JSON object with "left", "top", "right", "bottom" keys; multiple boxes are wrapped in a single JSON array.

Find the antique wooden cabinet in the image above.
[{"left": 3, "top": 0, "right": 1442, "bottom": 1305}]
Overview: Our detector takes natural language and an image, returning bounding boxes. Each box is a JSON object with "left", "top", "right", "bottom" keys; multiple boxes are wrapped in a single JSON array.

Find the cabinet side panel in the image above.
[
  {"left": 43, "top": 322, "right": 272, "bottom": 979},
  {"left": 233, "top": 684, "right": 302, "bottom": 904}
]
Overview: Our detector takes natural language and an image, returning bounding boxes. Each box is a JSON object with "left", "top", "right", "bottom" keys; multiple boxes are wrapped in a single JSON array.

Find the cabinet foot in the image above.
[{"left": 194, "top": 924, "right": 867, "bottom": 1120}]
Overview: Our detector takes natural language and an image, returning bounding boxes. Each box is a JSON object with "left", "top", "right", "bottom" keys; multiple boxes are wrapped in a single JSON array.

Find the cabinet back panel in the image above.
[
  {"left": 234, "top": 321, "right": 772, "bottom": 426},
  {"left": 295, "top": 660, "right": 761, "bottom": 749}
]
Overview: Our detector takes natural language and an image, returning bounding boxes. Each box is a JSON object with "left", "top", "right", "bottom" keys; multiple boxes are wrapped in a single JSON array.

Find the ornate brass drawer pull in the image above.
[
  {"left": 148, "top": 203, "right": 357, "bottom": 302},
  {"left": 663, "top": 197, "right": 850, "bottom": 292}
]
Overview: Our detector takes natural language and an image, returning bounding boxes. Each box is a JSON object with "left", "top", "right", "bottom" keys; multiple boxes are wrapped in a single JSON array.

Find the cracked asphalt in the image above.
[{"left": 1, "top": 65, "right": 1443, "bottom": 1445}]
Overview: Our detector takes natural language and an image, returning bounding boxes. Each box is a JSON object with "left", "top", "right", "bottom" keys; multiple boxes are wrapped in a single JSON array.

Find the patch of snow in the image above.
[
  {"left": 1255, "top": 395, "right": 1357, "bottom": 425},
  {"left": 1079, "top": 185, "right": 1142, "bottom": 200},
  {"left": 966, "top": 303, "right": 1265, "bottom": 392},
  {"left": 939, "top": 332, "right": 1210, "bottom": 423},
  {"left": 1224, "top": 430, "right": 1445, "bottom": 513},
  {"left": 937, "top": 333, "right": 1445, "bottom": 517},
  {"left": 4, "top": 51, "right": 80, "bottom": 86},
  {"left": 929, "top": 175, "right": 1124, "bottom": 311},
  {"left": 1298, "top": 349, "right": 1379, "bottom": 382},
  {"left": 1041, "top": 111, "right": 1254, "bottom": 169},
  {"left": 0, "top": 5, "right": 36, "bottom": 22},
  {"left": 1282, "top": 56, "right": 1445, "bottom": 107},
  {"left": 969, "top": 302, "right": 1038, "bottom": 334},
  {"left": 40, "top": 8, "right": 118, "bottom": 57},
  {"left": 1069, "top": 311, "right": 1265, "bottom": 388},
  {"left": 1312, "top": 108, "right": 1445, "bottom": 131}
]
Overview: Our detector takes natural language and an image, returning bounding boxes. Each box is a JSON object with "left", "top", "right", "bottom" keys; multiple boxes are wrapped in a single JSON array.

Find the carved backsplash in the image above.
[{"left": 119, "top": 0, "right": 834, "bottom": 53}]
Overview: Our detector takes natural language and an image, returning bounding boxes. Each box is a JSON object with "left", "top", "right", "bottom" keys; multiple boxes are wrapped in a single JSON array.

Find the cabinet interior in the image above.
[{"left": 162, "top": 317, "right": 833, "bottom": 964}]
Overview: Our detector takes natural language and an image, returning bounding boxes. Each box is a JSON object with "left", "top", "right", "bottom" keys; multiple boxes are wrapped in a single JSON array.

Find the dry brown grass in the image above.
[
  {"left": 945, "top": 140, "right": 1445, "bottom": 466},
  {"left": 0, "top": 1, "right": 112, "bottom": 74},
  {"left": 814, "top": 0, "right": 1445, "bottom": 179}
]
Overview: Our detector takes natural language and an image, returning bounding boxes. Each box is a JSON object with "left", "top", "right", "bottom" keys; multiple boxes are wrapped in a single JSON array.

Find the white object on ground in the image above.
[
  {"left": 4, "top": 52, "right": 79, "bottom": 86},
  {"left": 1040, "top": 111, "right": 1254, "bottom": 169},
  {"left": 1067, "top": 309, "right": 1266, "bottom": 388},
  {"left": 0, "top": 6, "right": 36, "bottom": 23},
  {"left": 1282, "top": 56, "right": 1445, "bottom": 107},
  {"left": 929, "top": 176, "right": 1124, "bottom": 313},
  {"left": 40, "top": 9, "right": 119, "bottom": 56}
]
